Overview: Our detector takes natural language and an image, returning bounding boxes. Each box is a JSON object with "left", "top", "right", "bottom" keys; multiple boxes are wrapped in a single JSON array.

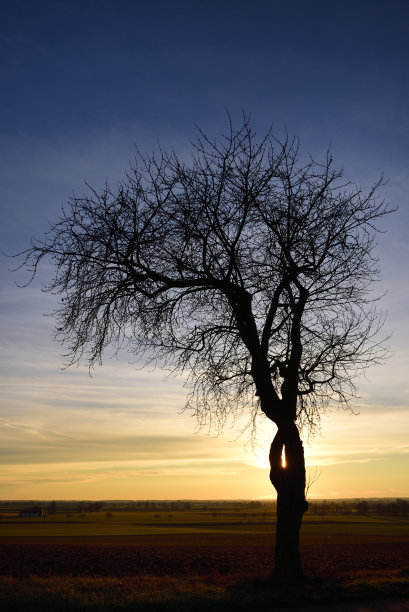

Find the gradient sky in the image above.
[{"left": 1, "top": 0, "right": 408, "bottom": 500}]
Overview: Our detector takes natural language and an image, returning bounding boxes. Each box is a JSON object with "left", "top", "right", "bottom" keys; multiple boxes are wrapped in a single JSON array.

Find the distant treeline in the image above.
[
  {"left": 1, "top": 498, "right": 408, "bottom": 516},
  {"left": 308, "top": 498, "right": 409, "bottom": 516},
  {"left": 0, "top": 499, "right": 265, "bottom": 515}
]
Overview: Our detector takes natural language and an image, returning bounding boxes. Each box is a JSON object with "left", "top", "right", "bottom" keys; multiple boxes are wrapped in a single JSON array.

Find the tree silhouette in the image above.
[{"left": 18, "top": 116, "right": 392, "bottom": 582}]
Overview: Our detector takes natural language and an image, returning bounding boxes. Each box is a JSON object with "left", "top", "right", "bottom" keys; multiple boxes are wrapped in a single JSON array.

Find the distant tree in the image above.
[
  {"left": 396, "top": 499, "right": 409, "bottom": 516},
  {"left": 89, "top": 501, "right": 104, "bottom": 512},
  {"left": 17, "top": 116, "right": 393, "bottom": 583},
  {"left": 356, "top": 500, "right": 369, "bottom": 515}
]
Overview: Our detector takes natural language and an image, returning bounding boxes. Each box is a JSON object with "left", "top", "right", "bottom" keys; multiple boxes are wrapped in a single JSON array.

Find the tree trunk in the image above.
[{"left": 269, "top": 422, "right": 308, "bottom": 583}]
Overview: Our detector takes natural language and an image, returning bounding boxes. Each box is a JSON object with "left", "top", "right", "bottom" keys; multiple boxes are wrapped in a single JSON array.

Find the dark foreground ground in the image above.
[
  {"left": 275, "top": 599, "right": 409, "bottom": 611},
  {"left": 1, "top": 534, "right": 408, "bottom": 610}
]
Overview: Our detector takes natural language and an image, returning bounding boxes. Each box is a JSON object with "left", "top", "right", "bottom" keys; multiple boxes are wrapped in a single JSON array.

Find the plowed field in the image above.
[{"left": 1, "top": 533, "right": 408, "bottom": 581}]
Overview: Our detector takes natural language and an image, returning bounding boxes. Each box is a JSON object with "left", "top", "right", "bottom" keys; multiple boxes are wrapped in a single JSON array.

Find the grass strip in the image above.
[{"left": 1, "top": 570, "right": 408, "bottom": 611}]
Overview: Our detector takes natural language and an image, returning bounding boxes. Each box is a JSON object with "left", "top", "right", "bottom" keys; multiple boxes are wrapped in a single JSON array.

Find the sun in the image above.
[{"left": 253, "top": 447, "right": 286, "bottom": 469}]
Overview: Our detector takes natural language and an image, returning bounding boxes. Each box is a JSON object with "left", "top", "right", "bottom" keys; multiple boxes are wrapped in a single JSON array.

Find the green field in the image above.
[{"left": 1, "top": 507, "right": 409, "bottom": 543}]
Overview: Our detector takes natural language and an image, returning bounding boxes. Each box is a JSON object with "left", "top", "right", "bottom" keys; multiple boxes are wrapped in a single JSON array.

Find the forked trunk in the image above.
[{"left": 269, "top": 421, "right": 308, "bottom": 583}]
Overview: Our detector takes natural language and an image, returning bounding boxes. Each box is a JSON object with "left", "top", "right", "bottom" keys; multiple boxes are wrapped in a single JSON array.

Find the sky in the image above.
[{"left": 0, "top": 0, "right": 408, "bottom": 501}]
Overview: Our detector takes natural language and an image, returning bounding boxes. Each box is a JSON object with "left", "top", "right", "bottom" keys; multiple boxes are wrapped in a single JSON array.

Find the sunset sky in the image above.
[{"left": 1, "top": 0, "right": 408, "bottom": 501}]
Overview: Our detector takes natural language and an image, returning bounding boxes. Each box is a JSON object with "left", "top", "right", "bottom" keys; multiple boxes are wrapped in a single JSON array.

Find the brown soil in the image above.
[{"left": 1, "top": 534, "right": 408, "bottom": 581}]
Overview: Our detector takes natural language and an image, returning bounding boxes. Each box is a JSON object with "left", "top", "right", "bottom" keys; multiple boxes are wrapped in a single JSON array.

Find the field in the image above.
[{"left": 1, "top": 505, "right": 408, "bottom": 610}]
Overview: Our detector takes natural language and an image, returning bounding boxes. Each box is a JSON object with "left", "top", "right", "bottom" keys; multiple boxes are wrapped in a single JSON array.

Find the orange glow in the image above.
[{"left": 281, "top": 447, "right": 286, "bottom": 468}]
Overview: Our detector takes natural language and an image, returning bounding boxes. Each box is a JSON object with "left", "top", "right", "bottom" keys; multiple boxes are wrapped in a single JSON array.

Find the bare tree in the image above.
[{"left": 17, "top": 116, "right": 392, "bottom": 582}]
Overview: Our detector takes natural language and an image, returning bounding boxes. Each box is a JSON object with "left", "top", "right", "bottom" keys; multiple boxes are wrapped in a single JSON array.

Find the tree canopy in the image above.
[{"left": 20, "top": 117, "right": 392, "bottom": 435}]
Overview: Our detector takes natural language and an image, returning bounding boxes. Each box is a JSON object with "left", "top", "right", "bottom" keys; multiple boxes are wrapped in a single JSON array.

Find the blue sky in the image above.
[{"left": 0, "top": 0, "right": 408, "bottom": 499}]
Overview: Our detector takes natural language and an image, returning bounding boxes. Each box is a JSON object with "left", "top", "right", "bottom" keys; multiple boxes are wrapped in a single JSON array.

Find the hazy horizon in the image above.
[{"left": 3, "top": 496, "right": 409, "bottom": 503}]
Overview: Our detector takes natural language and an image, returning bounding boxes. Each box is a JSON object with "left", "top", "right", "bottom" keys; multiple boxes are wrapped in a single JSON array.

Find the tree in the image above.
[{"left": 17, "top": 116, "right": 392, "bottom": 582}]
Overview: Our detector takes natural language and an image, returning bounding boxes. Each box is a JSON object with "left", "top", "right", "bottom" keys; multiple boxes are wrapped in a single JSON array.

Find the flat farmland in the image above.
[
  {"left": 1, "top": 509, "right": 408, "bottom": 610},
  {"left": 0, "top": 507, "right": 278, "bottom": 537},
  {"left": 1, "top": 507, "right": 408, "bottom": 542}
]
